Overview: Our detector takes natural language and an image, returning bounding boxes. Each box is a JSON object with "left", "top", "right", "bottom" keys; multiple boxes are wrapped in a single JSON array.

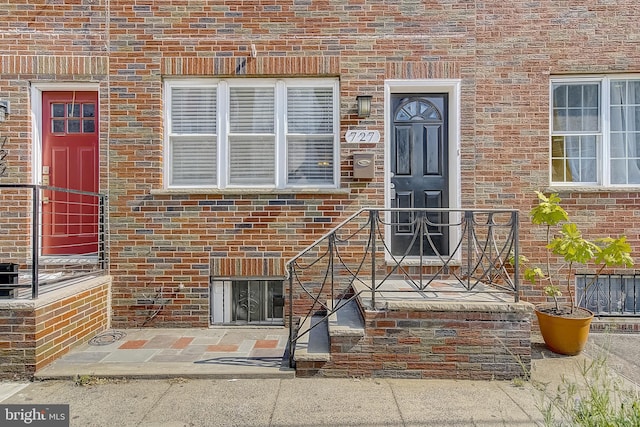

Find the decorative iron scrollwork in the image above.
[{"left": 0, "top": 136, "right": 7, "bottom": 177}]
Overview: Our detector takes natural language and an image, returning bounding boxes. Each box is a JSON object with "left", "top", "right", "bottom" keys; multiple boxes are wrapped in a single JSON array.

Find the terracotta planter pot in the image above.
[{"left": 535, "top": 305, "right": 594, "bottom": 356}]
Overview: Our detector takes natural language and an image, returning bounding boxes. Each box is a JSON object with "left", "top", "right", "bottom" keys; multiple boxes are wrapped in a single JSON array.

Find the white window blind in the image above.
[
  {"left": 171, "top": 87, "right": 216, "bottom": 134},
  {"left": 165, "top": 79, "right": 338, "bottom": 189},
  {"left": 287, "top": 87, "right": 335, "bottom": 184},
  {"left": 229, "top": 87, "right": 275, "bottom": 185},
  {"left": 169, "top": 86, "right": 217, "bottom": 186}
]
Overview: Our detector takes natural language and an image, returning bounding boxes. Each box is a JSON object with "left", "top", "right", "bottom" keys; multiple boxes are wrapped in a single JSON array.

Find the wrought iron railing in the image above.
[
  {"left": 577, "top": 274, "right": 640, "bottom": 316},
  {"left": 0, "top": 184, "right": 108, "bottom": 299},
  {"left": 286, "top": 208, "right": 520, "bottom": 366}
]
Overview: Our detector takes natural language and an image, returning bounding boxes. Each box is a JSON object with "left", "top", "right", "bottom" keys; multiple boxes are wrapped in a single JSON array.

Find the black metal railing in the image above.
[
  {"left": 286, "top": 207, "right": 519, "bottom": 366},
  {"left": 577, "top": 274, "right": 640, "bottom": 316},
  {"left": 0, "top": 184, "right": 108, "bottom": 299}
]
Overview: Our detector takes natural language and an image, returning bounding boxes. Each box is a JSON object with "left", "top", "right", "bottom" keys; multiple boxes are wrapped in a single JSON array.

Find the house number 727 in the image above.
[{"left": 345, "top": 130, "right": 381, "bottom": 144}]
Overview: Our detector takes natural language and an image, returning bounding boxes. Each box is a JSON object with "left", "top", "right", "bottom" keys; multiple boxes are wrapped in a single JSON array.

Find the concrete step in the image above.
[
  {"left": 293, "top": 315, "right": 330, "bottom": 363},
  {"left": 328, "top": 298, "right": 364, "bottom": 338}
]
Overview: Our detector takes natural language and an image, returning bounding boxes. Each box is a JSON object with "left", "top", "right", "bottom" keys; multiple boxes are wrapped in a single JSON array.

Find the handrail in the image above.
[
  {"left": 0, "top": 184, "right": 108, "bottom": 299},
  {"left": 286, "top": 207, "right": 520, "bottom": 367}
]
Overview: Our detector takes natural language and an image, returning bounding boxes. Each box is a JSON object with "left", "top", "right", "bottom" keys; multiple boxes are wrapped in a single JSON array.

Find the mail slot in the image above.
[{"left": 353, "top": 152, "right": 375, "bottom": 179}]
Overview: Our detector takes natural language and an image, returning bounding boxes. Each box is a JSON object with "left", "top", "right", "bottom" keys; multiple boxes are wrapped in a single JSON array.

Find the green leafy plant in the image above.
[
  {"left": 520, "top": 191, "right": 634, "bottom": 315},
  {"left": 537, "top": 347, "right": 640, "bottom": 426}
]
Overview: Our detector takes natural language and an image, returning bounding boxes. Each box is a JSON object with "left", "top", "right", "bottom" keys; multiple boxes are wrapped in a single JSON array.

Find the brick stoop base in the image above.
[
  {"left": 0, "top": 276, "right": 111, "bottom": 380},
  {"left": 296, "top": 299, "right": 534, "bottom": 380}
]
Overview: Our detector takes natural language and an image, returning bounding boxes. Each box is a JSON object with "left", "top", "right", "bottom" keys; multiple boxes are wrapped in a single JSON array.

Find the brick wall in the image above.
[
  {"left": 0, "top": 277, "right": 111, "bottom": 380},
  {"left": 296, "top": 301, "right": 533, "bottom": 380},
  {"left": 1, "top": 1, "right": 639, "bottom": 327}
]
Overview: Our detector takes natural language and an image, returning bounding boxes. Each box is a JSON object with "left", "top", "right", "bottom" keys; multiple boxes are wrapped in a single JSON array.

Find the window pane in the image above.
[
  {"left": 287, "top": 136, "right": 334, "bottom": 184},
  {"left": 229, "top": 135, "right": 275, "bottom": 184},
  {"left": 567, "top": 85, "right": 583, "bottom": 108},
  {"left": 580, "top": 159, "right": 597, "bottom": 181},
  {"left": 580, "top": 135, "right": 596, "bottom": 157},
  {"left": 67, "top": 119, "right": 81, "bottom": 133},
  {"left": 552, "top": 159, "right": 566, "bottom": 181},
  {"left": 610, "top": 106, "right": 625, "bottom": 131},
  {"left": 583, "top": 85, "right": 599, "bottom": 108},
  {"left": 287, "top": 87, "right": 333, "bottom": 134},
  {"left": 628, "top": 159, "right": 640, "bottom": 184},
  {"left": 52, "top": 120, "right": 65, "bottom": 133},
  {"left": 230, "top": 87, "right": 274, "bottom": 133},
  {"left": 551, "top": 134, "right": 599, "bottom": 183},
  {"left": 583, "top": 107, "right": 599, "bottom": 132},
  {"left": 553, "top": 109, "right": 567, "bottom": 131},
  {"left": 68, "top": 103, "right": 81, "bottom": 118},
  {"left": 83, "top": 120, "right": 95, "bottom": 133},
  {"left": 552, "top": 83, "right": 600, "bottom": 132},
  {"left": 171, "top": 87, "right": 216, "bottom": 134},
  {"left": 611, "top": 159, "right": 627, "bottom": 184},
  {"left": 52, "top": 103, "right": 65, "bottom": 118},
  {"left": 608, "top": 80, "right": 640, "bottom": 185},
  {"left": 83, "top": 104, "right": 95, "bottom": 118},
  {"left": 171, "top": 137, "right": 217, "bottom": 186},
  {"left": 611, "top": 81, "right": 626, "bottom": 104},
  {"left": 631, "top": 81, "right": 640, "bottom": 104},
  {"left": 610, "top": 133, "right": 625, "bottom": 157}
]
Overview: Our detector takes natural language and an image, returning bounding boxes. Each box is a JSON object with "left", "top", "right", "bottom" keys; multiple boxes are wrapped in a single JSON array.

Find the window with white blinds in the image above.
[
  {"left": 165, "top": 79, "right": 338, "bottom": 189},
  {"left": 169, "top": 86, "right": 217, "bottom": 186},
  {"left": 287, "top": 87, "right": 335, "bottom": 184}
]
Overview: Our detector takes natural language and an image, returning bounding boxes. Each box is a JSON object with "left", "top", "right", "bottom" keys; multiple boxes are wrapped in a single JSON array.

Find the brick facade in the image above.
[
  {"left": 0, "top": 277, "right": 110, "bottom": 380},
  {"left": 1, "top": 1, "right": 639, "bottom": 327},
  {"left": 296, "top": 301, "right": 533, "bottom": 380}
]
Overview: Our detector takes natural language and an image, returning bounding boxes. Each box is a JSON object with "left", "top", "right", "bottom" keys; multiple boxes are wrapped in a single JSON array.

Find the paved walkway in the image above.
[
  {"left": 35, "top": 327, "right": 294, "bottom": 379},
  {"left": 1, "top": 331, "right": 640, "bottom": 426}
]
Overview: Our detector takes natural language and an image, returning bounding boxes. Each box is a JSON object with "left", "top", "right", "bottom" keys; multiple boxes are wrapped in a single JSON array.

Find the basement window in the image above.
[
  {"left": 210, "top": 279, "right": 284, "bottom": 325},
  {"left": 576, "top": 274, "right": 640, "bottom": 316}
]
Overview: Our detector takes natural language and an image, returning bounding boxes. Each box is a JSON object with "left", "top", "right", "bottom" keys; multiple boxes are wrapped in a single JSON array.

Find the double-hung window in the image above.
[
  {"left": 165, "top": 79, "right": 339, "bottom": 189},
  {"left": 551, "top": 76, "right": 640, "bottom": 186}
]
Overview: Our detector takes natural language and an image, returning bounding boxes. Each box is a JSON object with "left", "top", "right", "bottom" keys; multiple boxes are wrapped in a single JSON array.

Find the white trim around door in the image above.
[{"left": 383, "top": 79, "right": 462, "bottom": 265}]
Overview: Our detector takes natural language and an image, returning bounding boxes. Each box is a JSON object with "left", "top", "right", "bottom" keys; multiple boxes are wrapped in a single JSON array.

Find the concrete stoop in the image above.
[{"left": 294, "top": 293, "right": 535, "bottom": 380}]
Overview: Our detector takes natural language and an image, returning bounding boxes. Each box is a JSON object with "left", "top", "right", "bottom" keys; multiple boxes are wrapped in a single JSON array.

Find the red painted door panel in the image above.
[{"left": 42, "top": 91, "right": 99, "bottom": 255}]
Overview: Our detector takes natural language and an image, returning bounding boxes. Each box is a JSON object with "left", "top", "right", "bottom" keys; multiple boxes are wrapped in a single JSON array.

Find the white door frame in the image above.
[
  {"left": 30, "top": 82, "right": 100, "bottom": 185},
  {"left": 383, "top": 79, "right": 462, "bottom": 265}
]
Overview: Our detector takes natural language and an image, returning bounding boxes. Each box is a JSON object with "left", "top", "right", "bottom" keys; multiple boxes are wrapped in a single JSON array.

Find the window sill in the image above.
[
  {"left": 150, "top": 187, "right": 351, "bottom": 196},
  {"left": 547, "top": 185, "right": 640, "bottom": 193}
]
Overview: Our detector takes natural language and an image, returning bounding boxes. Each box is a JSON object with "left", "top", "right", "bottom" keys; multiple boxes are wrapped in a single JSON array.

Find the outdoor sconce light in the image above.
[
  {"left": 356, "top": 95, "right": 372, "bottom": 118},
  {"left": 0, "top": 101, "right": 9, "bottom": 122}
]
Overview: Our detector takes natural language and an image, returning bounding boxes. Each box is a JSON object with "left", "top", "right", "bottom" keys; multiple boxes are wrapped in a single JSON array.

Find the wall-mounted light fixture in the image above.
[
  {"left": 0, "top": 101, "right": 9, "bottom": 122},
  {"left": 356, "top": 95, "right": 372, "bottom": 118}
]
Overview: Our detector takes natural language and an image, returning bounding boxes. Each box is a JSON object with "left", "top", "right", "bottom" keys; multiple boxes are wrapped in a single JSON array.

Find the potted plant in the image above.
[{"left": 518, "top": 191, "right": 634, "bottom": 355}]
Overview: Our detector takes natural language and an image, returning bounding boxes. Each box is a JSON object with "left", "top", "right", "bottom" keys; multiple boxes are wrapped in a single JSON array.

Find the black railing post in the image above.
[
  {"left": 288, "top": 262, "right": 294, "bottom": 368},
  {"left": 513, "top": 210, "right": 519, "bottom": 302},
  {"left": 465, "top": 210, "right": 473, "bottom": 290},
  {"left": 31, "top": 185, "right": 40, "bottom": 299},
  {"left": 370, "top": 209, "right": 376, "bottom": 310},
  {"left": 329, "top": 233, "right": 335, "bottom": 303},
  {"left": 99, "top": 195, "right": 107, "bottom": 271},
  {"left": 419, "top": 210, "right": 424, "bottom": 287}
]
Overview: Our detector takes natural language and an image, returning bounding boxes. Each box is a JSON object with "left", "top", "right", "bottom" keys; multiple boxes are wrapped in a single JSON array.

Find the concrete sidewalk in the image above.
[
  {"left": 34, "top": 327, "right": 294, "bottom": 380},
  {"left": 0, "top": 331, "right": 638, "bottom": 426}
]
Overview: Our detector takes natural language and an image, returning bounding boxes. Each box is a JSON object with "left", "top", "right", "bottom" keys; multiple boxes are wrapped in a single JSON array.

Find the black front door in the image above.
[{"left": 390, "top": 94, "right": 449, "bottom": 256}]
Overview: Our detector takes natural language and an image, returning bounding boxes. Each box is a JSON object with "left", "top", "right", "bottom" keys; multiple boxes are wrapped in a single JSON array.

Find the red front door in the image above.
[{"left": 42, "top": 91, "right": 99, "bottom": 255}]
